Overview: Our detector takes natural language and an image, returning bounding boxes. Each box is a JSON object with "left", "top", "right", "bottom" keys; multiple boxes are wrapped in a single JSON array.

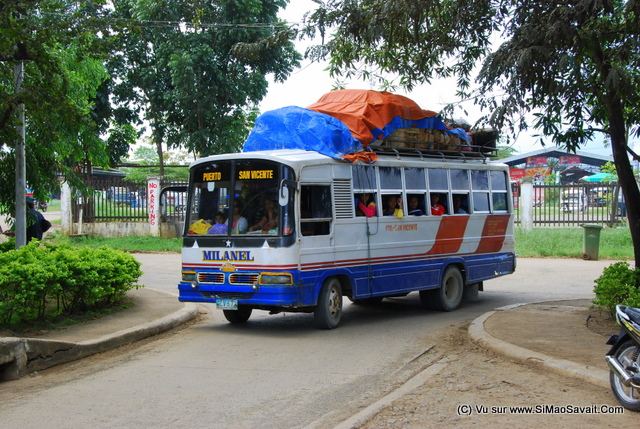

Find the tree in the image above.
[
  {"left": 122, "top": 142, "right": 189, "bottom": 183},
  {"left": 0, "top": 0, "right": 114, "bottom": 213},
  {"left": 108, "top": 0, "right": 301, "bottom": 172},
  {"left": 305, "top": 0, "right": 640, "bottom": 269}
]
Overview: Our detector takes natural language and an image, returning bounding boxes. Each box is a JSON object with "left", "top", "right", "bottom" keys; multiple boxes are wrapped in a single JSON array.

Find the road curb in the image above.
[
  {"left": 325, "top": 357, "right": 452, "bottom": 429},
  {"left": 0, "top": 303, "right": 198, "bottom": 380},
  {"left": 468, "top": 305, "right": 609, "bottom": 390}
]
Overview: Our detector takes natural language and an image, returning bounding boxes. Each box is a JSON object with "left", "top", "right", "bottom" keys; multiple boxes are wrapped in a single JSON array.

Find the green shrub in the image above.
[
  {"left": 0, "top": 241, "right": 143, "bottom": 328},
  {"left": 592, "top": 261, "right": 640, "bottom": 316}
]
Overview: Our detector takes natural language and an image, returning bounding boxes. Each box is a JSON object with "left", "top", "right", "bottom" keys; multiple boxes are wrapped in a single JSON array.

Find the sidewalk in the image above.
[
  {"left": 470, "top": 299, "right": 611, "bottom": 389},
  {"left": 0, "top": 287, "right": 198, "bottom": 380}
]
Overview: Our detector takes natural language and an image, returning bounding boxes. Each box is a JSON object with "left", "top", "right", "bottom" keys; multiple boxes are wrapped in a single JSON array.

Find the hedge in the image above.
[{"left": 0, "top": 241, "right": 143, "bottom": 328}]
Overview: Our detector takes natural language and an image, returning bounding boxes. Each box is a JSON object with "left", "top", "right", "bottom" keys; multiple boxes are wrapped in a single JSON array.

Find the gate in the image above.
[{"left": 513, "top": 182, "right": 622, "bottom": 227}]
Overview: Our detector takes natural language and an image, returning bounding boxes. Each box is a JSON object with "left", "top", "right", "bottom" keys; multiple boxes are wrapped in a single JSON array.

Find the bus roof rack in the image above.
[{"left": 368, "top": 142, "right": 496, "bottom": 163}]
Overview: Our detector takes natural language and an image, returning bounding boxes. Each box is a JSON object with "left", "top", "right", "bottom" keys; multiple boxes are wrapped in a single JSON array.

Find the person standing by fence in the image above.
[{"left": 26, "top": 198, "right": 51, "bottom": 242}]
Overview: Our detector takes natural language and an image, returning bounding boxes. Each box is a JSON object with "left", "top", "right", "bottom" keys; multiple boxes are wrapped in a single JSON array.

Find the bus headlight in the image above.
[
  {"left": 258, "top": 273, "right": 293, "bottom": 285},
  {"left": 182, "top": 271, "right": 197, "bottom": 283}
]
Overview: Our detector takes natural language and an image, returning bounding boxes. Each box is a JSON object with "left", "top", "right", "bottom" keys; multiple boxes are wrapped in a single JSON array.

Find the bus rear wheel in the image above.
[
  {"left": 420, "top": 266, "right": 464, "bottom": 311},
  {"left": 223, "top": 306, "right": 252, "bottom": 324},
  {"left": 314, "top": 277, "right": 343, "bottom": 329}
]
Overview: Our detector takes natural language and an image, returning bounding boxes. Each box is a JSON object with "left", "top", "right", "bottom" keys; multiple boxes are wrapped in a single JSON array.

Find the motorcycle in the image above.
[
  {"left": 605, "top": 304, "right": 640, "bottom": 411},
  {"left": 37, "top": 200, "right": 48, "bottom": 212}
]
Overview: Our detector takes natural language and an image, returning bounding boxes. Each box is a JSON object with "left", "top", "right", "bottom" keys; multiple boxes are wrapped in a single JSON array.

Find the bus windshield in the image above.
[{"left": 186, "top": 159, "right": 295, "bottom": 237}]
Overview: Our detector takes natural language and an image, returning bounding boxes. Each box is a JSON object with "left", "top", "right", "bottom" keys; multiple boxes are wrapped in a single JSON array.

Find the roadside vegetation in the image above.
[
  {"left": 514, "top": 226, "right": 633, "bottom": 260},
  {"left": 0, "top": 241, "right": 142, "bottom": 332}
]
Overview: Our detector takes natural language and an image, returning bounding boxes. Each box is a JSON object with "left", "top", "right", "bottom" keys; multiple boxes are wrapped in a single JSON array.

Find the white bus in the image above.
[{"left": 175, "top": 149, "right": 516, "bottom": 329}]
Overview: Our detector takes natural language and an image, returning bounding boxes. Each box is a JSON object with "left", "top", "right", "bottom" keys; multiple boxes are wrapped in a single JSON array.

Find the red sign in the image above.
[
  {"left": 510, "top": 168, "right": 526, "bottom": 181},
  {"left": 526, "top": 156, "right": 547, "bottom": 166},
  {"left": 559, "top": 155, "right": 580, "bottom": 165}
]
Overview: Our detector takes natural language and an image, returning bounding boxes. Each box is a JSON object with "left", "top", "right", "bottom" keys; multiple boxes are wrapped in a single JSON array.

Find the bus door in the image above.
[{"left": 298, "top": 166, "right": 338, "bottom": 291}]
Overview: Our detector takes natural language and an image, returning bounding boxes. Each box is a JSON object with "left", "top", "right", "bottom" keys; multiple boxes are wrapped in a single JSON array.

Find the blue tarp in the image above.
[
  {"left": 444, "top": 127, "right": 471, "bottom": 143},
  {"left": 243, "top": 106, "right": 363, "bottom": 159}
]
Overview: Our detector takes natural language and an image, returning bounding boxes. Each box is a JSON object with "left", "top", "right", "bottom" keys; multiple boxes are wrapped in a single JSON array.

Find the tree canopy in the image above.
[
  {"left": 0, "top": 0, "right": 114, "bottom": 211},
  {"left": 305, "top": 0, "right": 640, "bottom": 267},
  {"left": 108, "top": 0, "right": 300, "bottom": 169},
  {"left": 1, "top": 0, "right": 300, "bottom": 217}
]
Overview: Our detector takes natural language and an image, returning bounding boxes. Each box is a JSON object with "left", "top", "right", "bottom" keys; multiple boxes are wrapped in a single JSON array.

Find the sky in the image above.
[{"left": 258, "top": 1, "right": 628, "bottom": 159}]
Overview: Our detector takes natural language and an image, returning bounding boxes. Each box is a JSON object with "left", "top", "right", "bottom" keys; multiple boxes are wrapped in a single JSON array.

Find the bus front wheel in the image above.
[
  {"left": 223, "top": 306, "right": 253, "bottom": 324},
  {"left": 314, "top": 278, "right": 343, "bottom": 329},
  {"left": 420, "top": 266, "right": 464, "bottom": 311}
]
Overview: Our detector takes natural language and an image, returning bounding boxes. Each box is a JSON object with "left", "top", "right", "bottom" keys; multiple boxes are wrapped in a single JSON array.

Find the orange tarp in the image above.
[{"left": 307, "top": 89, "right": 441, "bottom": 145}]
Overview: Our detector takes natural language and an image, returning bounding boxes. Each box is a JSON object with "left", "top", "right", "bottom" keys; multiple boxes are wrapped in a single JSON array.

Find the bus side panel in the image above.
[
  {"left": 465, "top": 252, "right": 516, "bottom": 284},
  {"left": 370, "top": 259, "right": 442, "bottom": 296}
]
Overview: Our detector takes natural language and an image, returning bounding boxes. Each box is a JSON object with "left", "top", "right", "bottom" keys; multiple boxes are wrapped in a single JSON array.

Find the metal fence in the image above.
[
  {"left": 75, "top": 178, "right": 624, "bottom": 228},
  {"left": 74, "top": 178, "right": 187, "bottom": 223},
  {"left": 513, "top": 182, "right": 624, "bottom": 227}
]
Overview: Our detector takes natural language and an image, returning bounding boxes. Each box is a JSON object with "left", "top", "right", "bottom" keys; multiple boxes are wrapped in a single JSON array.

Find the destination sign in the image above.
[
  {"left": 238, "top": 170, "right": 274, "bottom": 180},
  {"left": 202, "top": 171, "right": 223, "bottom": 181}
]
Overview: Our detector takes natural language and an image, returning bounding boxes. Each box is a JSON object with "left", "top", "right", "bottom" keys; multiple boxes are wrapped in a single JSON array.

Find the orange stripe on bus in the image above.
[
  {"left": 426, "top": 216, "right": 470, "bottom": 255},
  {"left": 475, "top": 215, "right": 511, "bottom": 253}
]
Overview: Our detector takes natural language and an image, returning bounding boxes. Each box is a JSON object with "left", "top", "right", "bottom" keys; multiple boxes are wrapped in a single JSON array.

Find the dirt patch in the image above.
[
  {"left": 360, "top": 323, "right": 635, "bottom": 428},
  {"left": 585, "top": 306, "right": 618, "bottom": 336}
]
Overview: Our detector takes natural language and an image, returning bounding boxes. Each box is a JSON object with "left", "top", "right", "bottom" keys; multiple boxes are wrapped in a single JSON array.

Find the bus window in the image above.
[
  {"left": 429, "top": 193, "right": 446, "bottom": 215},
  {"left": 352, "top": 165, "right": 377, "bottom": 190},
  {"left": 450, "top": 169, "right": 470, "bottom": 190},
  {"left": 452, "top": 194, "right": 469, "bottom": 214},
  {"left": 407, "top": 194, "right": 426, "bottom": 216},
  {"left": 301, "top": 185, "right": 332, "bottom": 236},
  {"left": 188, "top": 163, "right": 232, "bottom": 234},
  {"left": 382, "top": 194, "right": 403, "bottom": 217},
  {"left": 404, "top": 167, "right": 426, "bottom": 189},
  {"left": 471, "top": 170, "right": 490, "bottom": 213},
  {"left": 379, "top": 167, "right": 402, "bottom": 189},
  {"left": 355, "top": 192, "right": 377, "bottom": 217},
  {"left": 428, "top": 169, "right": 448, "bottom": 190},
  {"left": 491, "top": 170, "right": 509, "bottom": 212}
]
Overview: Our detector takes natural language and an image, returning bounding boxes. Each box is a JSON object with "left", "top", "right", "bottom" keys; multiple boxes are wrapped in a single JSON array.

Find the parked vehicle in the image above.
[
  {"left": 107, "top": 187, "right": 135, "bottom": 205},
  {"left": 560, "top": 188, "right": 585, "bottom": 212},
  {"left": 605, "top": 305, "right": 640, "bottom": 411}
]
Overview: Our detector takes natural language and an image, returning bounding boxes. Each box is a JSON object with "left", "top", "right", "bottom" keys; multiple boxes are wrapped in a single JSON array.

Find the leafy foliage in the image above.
[
  {"left": 304, "top": 0, "right": 640, "bottom": 267},
  {"left": 0, "top": 0, "right": 115, "bottom": 213},
  {"left": 108, "top": 0, "right": 301, "bottom": 159},
  {"left": 0, "top": 241, "right": 142, "bottom": 328},
  {"left": 593, "top": 261, "right": 640, "bottom": 316}
]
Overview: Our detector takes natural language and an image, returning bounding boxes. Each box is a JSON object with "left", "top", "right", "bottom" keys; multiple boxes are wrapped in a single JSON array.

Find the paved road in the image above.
[{"left": 0, "top": 256, "right": 617, "bottom": 429}]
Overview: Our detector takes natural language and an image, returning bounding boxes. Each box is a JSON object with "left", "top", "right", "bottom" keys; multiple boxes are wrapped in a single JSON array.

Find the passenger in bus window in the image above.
[
  {"left": 208, "top": 212, "right": 228, "bottom": 234},
  {"left": 430, "top": 193, "right": 445, "bottom": 215},
  {"left": 453, "top": 194, "right": 468, "bottom": 214},
  {"left": 355, "top": 193, "right": 376, "bottom": 217},
  {"left": 383, "top": 195, "right": 403, "bottom": 218},
  {"left": 408, "top": 195, "right": 425, "bottom": 216},
  {"left": 249, "top": 198, "right": 278, "bottom": 232},
  {"left": 231, "top": 201, "right": 248, "bottom": 233}
]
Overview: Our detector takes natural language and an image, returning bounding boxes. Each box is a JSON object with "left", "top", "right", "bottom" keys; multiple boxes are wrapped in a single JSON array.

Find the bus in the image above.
[{"left": 174, "top": 148, "right": 516, "bottom": 329}]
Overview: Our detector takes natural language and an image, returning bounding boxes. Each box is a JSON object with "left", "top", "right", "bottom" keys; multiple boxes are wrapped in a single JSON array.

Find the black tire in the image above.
[
  {"left": 223, "top": 306, "right": 252, "bottom": 324},
  {"left": 419, "top": 266, "right": 464, "bottom": 311},
  {"left": 609, "top": 340, "right": 640, "bottom": 411},
  {"left": 314, "top": 278, "right": 343, "bottom": 329}
]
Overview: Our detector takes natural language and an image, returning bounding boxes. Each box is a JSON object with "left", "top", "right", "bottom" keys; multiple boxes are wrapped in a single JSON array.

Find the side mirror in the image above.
[
  {"left": 278, "top": 180, "right": 298, "bottom": 207},
  {"left": 279, "top": 186, "right": 289, "bottom": 207}
]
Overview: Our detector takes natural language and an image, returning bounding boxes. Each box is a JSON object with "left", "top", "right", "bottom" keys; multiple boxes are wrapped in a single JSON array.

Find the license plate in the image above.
[{"left": 216, "top": 299, "right": 238, "bottom": 310}]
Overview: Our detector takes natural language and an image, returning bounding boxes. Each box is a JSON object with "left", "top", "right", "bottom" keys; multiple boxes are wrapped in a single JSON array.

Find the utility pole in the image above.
[{"left": 14, "top": 61, "right": 26, "bottom": 248}]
